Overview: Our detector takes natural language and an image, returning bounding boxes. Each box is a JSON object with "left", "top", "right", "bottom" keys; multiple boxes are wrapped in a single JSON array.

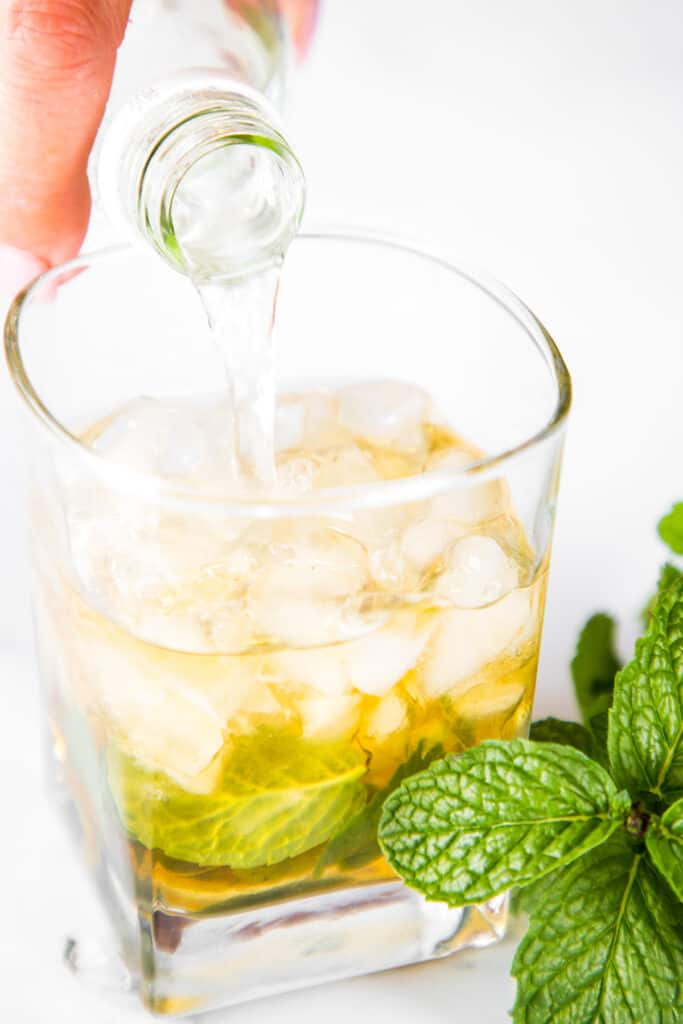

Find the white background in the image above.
[{"left": 1, "top": 1, "right": 683, "bottom": 1020}]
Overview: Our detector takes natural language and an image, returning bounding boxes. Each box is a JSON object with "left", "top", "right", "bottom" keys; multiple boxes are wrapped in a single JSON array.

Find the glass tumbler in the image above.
[{"left": 4, "top": 235, "right": 570, "bottom": 1016}]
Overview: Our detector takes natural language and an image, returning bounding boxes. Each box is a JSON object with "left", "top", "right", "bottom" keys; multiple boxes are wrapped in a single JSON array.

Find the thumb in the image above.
[{"left": 0, "top": 1, "right": 132, "bottom": 271}]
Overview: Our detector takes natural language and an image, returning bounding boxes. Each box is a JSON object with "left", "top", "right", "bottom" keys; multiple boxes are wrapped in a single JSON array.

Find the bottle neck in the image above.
[
  {"left": 108, "top": 0, "right": 290, "bottom": 113},
  {"left": 99, "top": 79, "right": 305, "bottom": 281}
]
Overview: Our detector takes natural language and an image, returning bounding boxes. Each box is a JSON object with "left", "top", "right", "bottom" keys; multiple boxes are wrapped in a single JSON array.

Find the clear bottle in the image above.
[{"left": 90, "top": 0, "right": 306, "bottom": 279}]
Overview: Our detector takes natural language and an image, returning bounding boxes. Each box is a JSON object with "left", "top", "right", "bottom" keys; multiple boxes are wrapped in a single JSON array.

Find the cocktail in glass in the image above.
[{"left": 4, "top": 234, "right": 570, "bottom": 1015}]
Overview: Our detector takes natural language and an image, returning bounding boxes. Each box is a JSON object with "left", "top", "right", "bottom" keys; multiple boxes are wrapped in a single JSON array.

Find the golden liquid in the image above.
[{"left": 34, "top": 395, "right": 547, "bottom": 927}]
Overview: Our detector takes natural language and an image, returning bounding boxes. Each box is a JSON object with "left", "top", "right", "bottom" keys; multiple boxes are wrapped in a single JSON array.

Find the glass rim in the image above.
[{"left": 4, "top": 230, "right": 572, "bottom": 517}]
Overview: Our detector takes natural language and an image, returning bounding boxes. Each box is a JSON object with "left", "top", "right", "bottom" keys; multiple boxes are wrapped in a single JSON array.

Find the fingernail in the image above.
[{"left": 0, "top": 245, "right": 48, "bottom": 301}]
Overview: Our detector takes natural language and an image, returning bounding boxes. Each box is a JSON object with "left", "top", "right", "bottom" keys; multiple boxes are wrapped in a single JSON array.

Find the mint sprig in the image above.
[
  {"left": 379, "top": 513, "right": 683, "bottom": 1023},
  {"left": 380, "top": 740, "right": 628, "bottom": 904}
]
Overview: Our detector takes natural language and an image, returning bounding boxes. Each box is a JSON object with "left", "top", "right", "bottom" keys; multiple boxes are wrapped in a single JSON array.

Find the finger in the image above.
[
  {"left": 278, "top": 0, "right": 319, "bottom": 57},
  {"left": 0, "top": 0, "right": 133, "bottom": 267},
  {"left": 0, "top": 244, "right": 47, "bottom": 315}
]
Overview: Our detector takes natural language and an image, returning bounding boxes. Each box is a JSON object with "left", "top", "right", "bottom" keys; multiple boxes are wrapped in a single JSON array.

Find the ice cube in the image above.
[
  {"left": 430, "top": 449, "right": 509, "bottom": 524},
  {"left": 301, "top": 391, "right": 344, "bottom": 446},
  {"left": 338, "top": 380, "right": 430, "bottom": 449},
  {"left": 89, "top": 520, "right": 252, "bottom": 652},
  {"left": 188, "top": 655, "right": 294, "bottom": 734},
  {"left": 188, "top": 656, "right": 264, "bottom": 720},
  {"left": 93, "top": 396, "right": 232, "bottom": 483},
  {"left": 276, "top": 391, "right": 346, "bottom": 451},
  {"left": 421, "top": 591, "right": 533, "bottom": 699},
  {"left": 248, "top": 527, "right": 370, "bottom": 646},
  {"left": 67, "top": 479, "right": 257, "bottom": 652},
  {"left": 78, "top": 632, "right": 226, "bottom": 790},
  {"left": 314, "top": 445, "right": 380, "bottom": 489},
  {"left": 91, "top": 397, "right": 163, "bottom": 470},
  {"left": 267, "top": 526, "right": 369, "bottom": 599},
  {"left": 274, "top": 444, "right": 380, "bottom": 497},
  {"left": 236, "top": 684, "right": 287, "bottom": 725},
  {"left": 248, "top": 595, "right": 353, "bottom": 649},
  {"left": 270, "top": 647, "right": 352, "bottom": 695},
  {"left": 368, "top": 513, "right": 462, "bottom": 594},
  {"left": 68, "top": 504, "right": 168, "bottom": 635},
  {"left": 452, "top": 675, "right": 528, "bottom": 720},
  {"left": 124, "top": 611, "right": 212, "bottom": 654},
  {"left": 364, "top": 693, "right": 408, "bottom": 739},
  {"left": 400, "top": 517, "right": 466, "bottom": 573},
  {"left": 345, "top": 612, "right": 435, "bottom": 697},
  {"left": 368, "top": 539, "right": 411, "bottom": 591},
  {"left": 160, "top": 418, "right": 213, "bottom": 478},
  {"left": 275, "top": 453, "right": 317, "bottom": 495},
  {"left": 201, "top": 602, "right": 254, "bottom": 654},
  {"left": 274, "top": 398, "right": 305, "bottom": 452},
  {"left": 342, "top": 501, "right": 418, "bottom": 552},
  {"left": 434, "top": 535, "right": 519, "bottom": 608},
  {"left": 300, "top": 694, "right": 361, "bottom": 740}
]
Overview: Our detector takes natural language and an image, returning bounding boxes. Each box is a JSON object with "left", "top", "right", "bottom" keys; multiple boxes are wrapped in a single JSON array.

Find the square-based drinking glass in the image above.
[{"left": 4, "top": 234, "right": 570, "bottom": 1016}]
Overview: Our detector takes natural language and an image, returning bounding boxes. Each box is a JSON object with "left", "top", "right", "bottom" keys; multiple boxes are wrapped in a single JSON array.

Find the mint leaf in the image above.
[
  {"left": 659, "top": 562, "right": 683, "bottom": 592},
  {"left": 588, "top": 711, "right": 610, "bottom": 770},
  {"left": 316, "top": 741, "right": 443, "bottom": 874},
  {"left": 530, "top": 715, "right": 611, "bottom": 771},
  {"left": 642, "top": 563, "right": 683, "bottom": 626},
  {"left": 109, "top": 732, "right": 367, "bottom": 869},
  {"left": 647, "top": 798, "right": 683, "bottom": 901},
  {"left": 609, "top": 577, "right": 683, "bottom": 800},
  {"left": 512, "top": 833, "right": 683, "bottom": 1023},
  {"left": 511, "top": 846, "right": 568, "bottom": 919},
  {"left": 378, "top": 740, "right": 628, "bottom": 906},
  {"left": 571, "top": 613, "right": 621, "bottom": 724},
  {"left": 530, "top": 717, "right": 594, "bottom": 757},
  {"left": 659, "top": 503, "right": 683, "bottom": 554},
  {"left": 512, "top": 869, "right": 558, "bottom": 919}
]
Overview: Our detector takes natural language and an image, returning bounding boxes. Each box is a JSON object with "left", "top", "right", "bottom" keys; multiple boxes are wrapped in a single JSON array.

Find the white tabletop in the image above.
[{"left": 2, "top": 1, "right": 683, "bottom": 1020}]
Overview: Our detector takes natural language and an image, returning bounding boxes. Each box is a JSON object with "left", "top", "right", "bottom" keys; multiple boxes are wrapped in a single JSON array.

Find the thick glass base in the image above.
[
  {"left": 112, "top": 878, "right": 508, "bottom": 1017},
  {"left": 52, "top": 721, "right": 509, "bottom": 1019}
]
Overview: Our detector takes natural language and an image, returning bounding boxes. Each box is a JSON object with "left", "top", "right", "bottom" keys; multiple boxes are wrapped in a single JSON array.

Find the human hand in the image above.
[
  {"left": 0, "top": 1, "right": 133, "bottom": 297},
  {"left": 0, "top": 0, "right": 318, "bottom": 302}
]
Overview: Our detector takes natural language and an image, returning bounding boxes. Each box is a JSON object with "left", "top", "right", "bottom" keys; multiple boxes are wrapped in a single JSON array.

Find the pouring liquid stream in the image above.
[
  {"left": 167, "top": 132, "right": 304, "bottom": 489},
  {"left": 198, "top": 266, "right": 281, "bottom": 488}
]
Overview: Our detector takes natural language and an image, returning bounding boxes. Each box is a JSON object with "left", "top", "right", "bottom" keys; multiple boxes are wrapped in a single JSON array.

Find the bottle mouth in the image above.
[
  {"left": 98, "top": 76, "right": 306, "bottom": 280},
  {"left": 153, "top": 112, "right": 306, "bottom": 280}
]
